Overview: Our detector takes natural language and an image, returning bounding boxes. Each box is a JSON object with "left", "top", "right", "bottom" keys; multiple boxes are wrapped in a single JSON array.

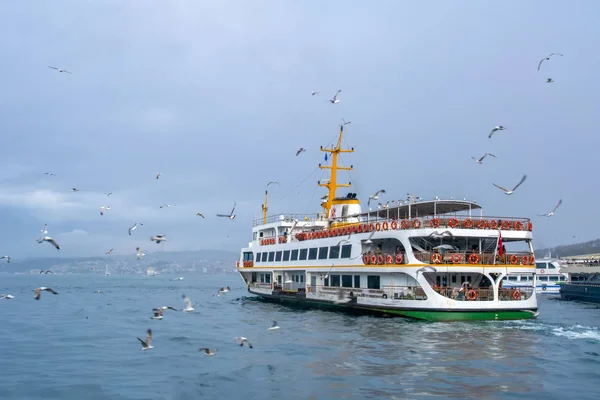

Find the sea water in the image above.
[{"left": 1, "top": 273, "right": 599, "bottom": 400}]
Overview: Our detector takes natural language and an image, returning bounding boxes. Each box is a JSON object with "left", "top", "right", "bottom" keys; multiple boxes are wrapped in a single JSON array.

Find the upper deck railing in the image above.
[{"left": 253, "top": 213, "right": 326, "bottom": 227}]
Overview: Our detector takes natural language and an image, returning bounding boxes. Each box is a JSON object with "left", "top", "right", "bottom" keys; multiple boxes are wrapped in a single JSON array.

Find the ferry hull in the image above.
[
  {"left": 249, "top": 289, "right": 539, "bottom": 322},
  {"left": 560, "top": 283, "right": 600, "bottom": 304}
]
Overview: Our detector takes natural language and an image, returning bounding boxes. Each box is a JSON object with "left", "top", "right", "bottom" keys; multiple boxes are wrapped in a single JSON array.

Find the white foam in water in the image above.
[{"left": 552, "top": 325, "right": 600, "bottom": 341}]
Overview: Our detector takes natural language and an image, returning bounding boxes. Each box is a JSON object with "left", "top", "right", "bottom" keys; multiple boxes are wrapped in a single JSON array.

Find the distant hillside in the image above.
[{"left": 535, "top": 239, "right": 600, "bottom": 258}]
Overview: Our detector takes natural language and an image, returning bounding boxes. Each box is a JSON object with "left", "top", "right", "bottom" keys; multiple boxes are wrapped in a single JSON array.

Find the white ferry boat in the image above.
[
  {"left": 500, "top": 257, "right": 567, "bottom": 294},
  {"left": 235, "top": 125, "right": 539, "bottom": 321}
]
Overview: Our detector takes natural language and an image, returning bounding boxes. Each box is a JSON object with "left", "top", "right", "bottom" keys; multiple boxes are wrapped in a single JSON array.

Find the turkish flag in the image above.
[{"left": 497, "top": 231, "right": 504, "bottom": 257}]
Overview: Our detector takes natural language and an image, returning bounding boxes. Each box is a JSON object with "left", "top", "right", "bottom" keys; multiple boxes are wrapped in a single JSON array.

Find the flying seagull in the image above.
[
  {"left": 40, "top": 270, "right": 54, "bottom": 274},
  {"left": 218, "top": 286, "right": 231, "bottom": 294},
  {"left": 267, "top": 181, "right": 280, "bottom": 187},
  {"left": 40, "top": 224, "right": 48, "bottom": 234},
  {"left": 234, "top": 337, "right": 253, "bottom": 348},
  {"left": 44, "top": 172, "right": 56, "bottom": 176},
  {"left": 48, "top": 66, "right": 71, "bottom": 74},
  {"left": 538, "top": 53, "right": 563, "bottom": 71},
  {"left": 196, "top": 213, "right": 205, "bottom": 218},
  {"left": 160, "top": 204, "right": 175, "bottom": 209},
  {"left": 488, "top": 126, "right": 506, "bottom": 139},
  {"left": 150, "top": 234, "right": 167, "bottom": 244},
  {"left": 136, "top": 247, "right": 145, "bottom": 260},
  {"left": 368, "top": 189, "right": 386, "bottom": 207},
  {"left": 129, "top": 222, "right": 143, "bottom": 236},
  {"left": 492, "top": 174, "right": 527, "bottom": 195},
  {"left": 106, "top": 248, "right": 114, "bottom": 255},
  {"left": 182, "top": 294, "right": 195, "bottom": 312},
  {"left": 428, "top": 230, "right": 454, "bottom": 239},
  {"left": 37, "top": 236, "right": 60, "bottom": 250},
  {"left": 311, "top": 91, "right": 319, "bottom": 96},
  {"left": 105, "top": 192, "right": 113, "bottom": 196},
  {"left": 296, "top": 148, "right": 306, "bottom": 156},
  {"left": 138, "top": 329, "right": 153, "bottom": 350},
  {"left": 156, "top": 173, "right": 161, "bottom": 179},
  {"left": 100, "top": 206, "right": 111, "bottom": 216},
  {"left": 93, "top": 290, "right": 105, "bottom": 295},
  {"left": 71, "top": 188, "right": 79, "bottom": 192},
  {"left": 340, "top": 118, "right": 351, "bottom": 127},
  {"left": 537, "top": 199, "right": 563, "bottom": 217},
  {"left": 328, "top": 90, "right": 342, "bottom": 104},
  {"left": 33, "top": 287, "right": 58, "bottom": 300},
  {"left": 0, "top": 294, "right": 15, "bottom": 300},
  {"left": 471, "top": 153, "right": 497, "bottom": 164},
  {"left": 199, "top": 348, "right": 217, "bottom": 356},
  {"left": 267, "top": 321, "right": 280, "bottom": 331},
  {"left": 1, "top": 256, "right": 11, "bottom": 263},
  {"left": 546, "top": 78, "right": 554, "bottom": 83},
  {"left": 217, "top": 202, "right": 236, "bottom": 220}
]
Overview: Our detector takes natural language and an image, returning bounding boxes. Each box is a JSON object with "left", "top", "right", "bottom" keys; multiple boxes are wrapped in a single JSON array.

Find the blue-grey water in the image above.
[{"left": 1, "top": 273, "right": 599, "bottom": 400}]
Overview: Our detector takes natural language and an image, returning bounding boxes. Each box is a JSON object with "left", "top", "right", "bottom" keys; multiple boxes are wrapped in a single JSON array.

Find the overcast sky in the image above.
[{"left": 0, "top": 0, "right": 598, "bottom": 259}]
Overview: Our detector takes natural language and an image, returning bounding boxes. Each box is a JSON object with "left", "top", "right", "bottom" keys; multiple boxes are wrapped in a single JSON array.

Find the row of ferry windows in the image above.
[
  {"left": 255, "top": 245, "right": 352, "bottom": 263},
  {"left": 323, "top": 275, "right": 381, "bottom": 290},
  {"left": 503, "top": 275, "right": 563, "bottom": 281}
]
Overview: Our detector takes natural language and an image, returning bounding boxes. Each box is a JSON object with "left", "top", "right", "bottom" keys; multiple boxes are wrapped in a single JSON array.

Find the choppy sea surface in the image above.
[{"left": 1, "top": 272, "right": 600, "bottom": 400}]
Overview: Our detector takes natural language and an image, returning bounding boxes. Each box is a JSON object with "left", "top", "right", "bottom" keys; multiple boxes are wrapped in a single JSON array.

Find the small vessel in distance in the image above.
[
  {"left": 235, "top": 124, "right": 539, "bottom": 321},
  {"left": 501, "top": 256, "right": 567, "bottom": 294},
  {"left": 559, "top": 255, "right": 600, "bottom": 303}
]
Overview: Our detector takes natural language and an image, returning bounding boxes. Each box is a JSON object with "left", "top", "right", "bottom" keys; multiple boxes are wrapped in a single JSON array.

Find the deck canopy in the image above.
[{"left": 363, "top": 199, "right": 482, "bottom": 220}]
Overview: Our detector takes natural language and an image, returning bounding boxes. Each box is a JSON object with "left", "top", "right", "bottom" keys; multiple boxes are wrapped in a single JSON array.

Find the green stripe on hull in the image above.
[{"left": 252, "top": 291, "right": 538, "bottom": 322}]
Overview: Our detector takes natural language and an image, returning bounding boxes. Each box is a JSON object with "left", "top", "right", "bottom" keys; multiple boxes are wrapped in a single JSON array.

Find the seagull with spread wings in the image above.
[
  {"left": 217, "top": 202, "right": 236, "bottom": 220},
  {"left": 537, "top": 199, "right": 563, "bottom": 217},
  {"left": 138, "top": 329, "right": 153, "bottom": 350},
  {"left": 471, "top": 153, "right": 497, "bottom": 164},
  {"left": 0, "top": 256, "right": 10, "bottom": 263},
  {"left": 368, "top": 189, "right": 386, "bottom": 207},
  {"left": 327, "top": 89, "right": 342, "bottom": 104},
  {"left": 488, "top": 126, "right": 506, "bottom": 139},
  {"left": 37, "top": 236, "right": 60, "bottom": 250},
  {"left": 538, "top": 53, "right": 563, "bottom": 71},
  {"left": 48, "top": 66, "right": 71, "bottom": 74},
  {"left": 33, "top": 287, "right": 58, "bottom": 300},
  {"left": 296, "top": 148, "right": 306, "bottom": 156},
  {"left": 492, "top": 174, "right": 527, "bottom": 195}
]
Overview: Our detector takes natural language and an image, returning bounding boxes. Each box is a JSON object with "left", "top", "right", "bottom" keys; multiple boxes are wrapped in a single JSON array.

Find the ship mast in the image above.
[
  {"left": 319, "top": 124, "right": 354, "bottom": 215},
  {"left": 261, "top": 190, "right": 268, "bottom": 224}
]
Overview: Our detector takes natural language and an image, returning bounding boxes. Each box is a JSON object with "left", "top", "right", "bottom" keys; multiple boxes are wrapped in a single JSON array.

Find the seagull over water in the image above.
[
  {"left": 199, "top": 348, "right": 217, "bottom": 356},
  {"left": 538, "top": 199, "right": 563, "bottom": 217},
  {"left": 182, "top": 294, "right": 195, "bottom": 312},
  {"left": 71, "top": 188, "right": 80, "bottom": 192},
  {"left": 492, "top": 174, "right": 527, "bottom": 195},
  {"left": 234, "top": 337, "right": 253, "bottom": 348},
  {"left": 267, "top": 321, "right": 280, "bottom": 331},
  {"left": 129, "top": 222, "right": 143, "bottom": 236},
  {"left": 160, "top": 204, "right": 175, "bottom": 209},
  {"left": 44, "top": 172, "right": 56, "bottom": 176},
  {"left": 33, "top": 287, "right": 58, "bottom": 300},
  {"left": 0, "top": 294, "right": 15, "bottom": 300},
  {"left": 37, "top": 236, "right": 60, "bottom": 250},
  {"left": 48, "top": 66, "right": 71, "bottom": 74},
  {"left": 217, "top": 202, "right": 236, "bottom": 220},
  {"left": 471, "top": 153, "right": 496, "bottom": 164},
  {"left": 546, "top": 78, "right": 554, "bottom": 83},
  {"left": 136, "top": 247, "right": 145, "bottom": 260},
  {"left": 40, "top": 224, "right": 48, "bottom": 234},
  {"left": 106, "top": 248, "right": 114, "bottom": 255},
  {"left": 488, "top": 126, "right": 506, "bottom": 139},
  {"left": 196, "top": 213, "right": 205, "bottom": 218},
  {"left": 1, "top": 256, "right": 11, "bottom": 263},
  {"left": 150, "top": 234, "right": 167, "bottom": 244},
  {"left": 296, "top": 148, "right": 306, "bottom": 156},
  {"left": 138, "top": 329, "right": 153, "bottom": 350},
  {"left": 328, "top": 89, "right": 342, "bottom": 104},
  {"left": 538, "top": 53, "right": 563, "bottom": 71}
]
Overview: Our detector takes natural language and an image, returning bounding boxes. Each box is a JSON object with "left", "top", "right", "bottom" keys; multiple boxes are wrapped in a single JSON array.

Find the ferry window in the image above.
[
  {"left": 451, "top": 275, "right": 457, "bottom": 284},
  {"left": 548, "top": 264, "right": 556, "bottom": 269},
  {"left": 341, "top": 205, "right": 348, "bottom": 217},
  {"left": 331, "top": 275, "right": 341, "bottom": 287},
  {"left": 260, "top": 273, "right": 265, "bottom": 283},
  {"left": 275, "top": 251, "right": 282, "bottom": 262},
  {"left": 268, "top": 252, "right": 275, "bottom": 262},
  {"left": 329, "top": 246, "right": 340, "bottom": 259},
  {"left": 539, "top": 276, "right": 549, "bottom": 281},
  {"left": 342, "top": 275, "right": 353, "bottom": 288},
  {"left": 549, "top": 276, "right": 559, "bottom": 281},
  {"left": 367, "top": 275, "right": 381, "bottom": 289},
  {"left": 291, "top": 249, "right": 299, "bottom": 261},
  {"left": 324, "top": 277, "right": 330, "bottom": 286},
  {"left": 308, "top": 248, "right": 318, "bottom": 260},
  {"left": 265, "top": 274, "right": 271, "bottom": 284},
  {"left": 283, "top": 250, "right": 290, "bottom": 262},
  {"left": 508, "top": 276, "right": 517, "bottom": 281},
  {"left": 262, "top": 252, "right": 268, "bottom": 262},
  {"left": 299, "top": 248, "right": 308, "bottom": 260},
  {"left": 535, "top": 262, "right": 547, "bottom": 269},
  {"left": 295, "top": 275, "right": 299, "bottom": 282},
  {"left": 243, "top": 252, "right": 253, "bottom": 261},
  {"left": 318, "top": 247, "right": 329, "bottom": 260},
  {"left": 300, "top": 275, "right": 304, "bottom": 283},
  {"left": 354, "top": 275, "right": 360, "bottom": 288},
  {"left": 341, "top": 244, "right": 352, "bottom": 258},
  {"left": 255, "top": 253, "right": 261, "bottom": 262}
]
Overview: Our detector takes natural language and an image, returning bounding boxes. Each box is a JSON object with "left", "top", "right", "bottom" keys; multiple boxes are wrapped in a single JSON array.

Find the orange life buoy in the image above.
[
  {"left": 382, "top": 221, "right": 389, "bottom": 231},
  {"left": 377, "top": 255, "right": 384, "bottom": 265},
  {"left": 236, "top": 261, "right": 240, "bottom": 267},
  {"left": 395, "top": 254, "right": 403, "bottom": 264},
  {"left": 528, "top": 222, "right": 533, "bottom": 231},
  {"left": 369, "top": 223, "right": 375, "bottom": 232},
  {"left": 509, "top": 255, "right": 518, "bottom": 265},
  {"left": 514, "top": 221, "right": 523, "bottom": 231},
  {"left": 412, "top": 219, "right": 422, "bottom": 229},
  {"left": 449, "top": 218, "right": 459, "bottom": 228},
  {"left": 477, "top": 220, "right": 487, "bottom": 229},
  {"left": 521, "top": 256, "right": 529, "bottom": 265},
  {"left": 463, "top": 219, "right": 474, "bottom": 229},
  {"left": 512, "top": 290, "right": 521, "bottom": 301},
  {"left": 466, "top": 290, "right": 477, "bottom": 301},
  {"left": 391, "top": 220, "right": 398, "bottom": 230},
  {"left": 468, "top": 253, "right": 479, "bottom": 264},
  {"left": 386, "top": 255, "right": 393, "bottom": 264},
  {"left": 430, "top": 218, "right": 440, "bottom": 228},
  {"left": 501, "top": 220, "right": 511, "bottom": 230},
  {"left": 530, "top": 256, "right": 535, "bottom": 265},
  {"left": 370, "top": 255, "right": 377, "bottom": 264},
  {"left": 375, "top": 223, "right": 381, "bottom": 231},
  {"left": 489, "top": 220, "right": 498, "bottom": 229},
  {"left": 400, "top": 220, "right": 409, "bottom": 229},
  {"left": 363, "top": 254, "right": 370, "bottom": 265},
  {"left": 358, "top": 224, "right": 364, "bottom": 233},
  {"left": 451, "top": 254, "right": 462, "bottom": 264},
  {"left": 431, "top": 253, "right": 442, "bottom": 263}
]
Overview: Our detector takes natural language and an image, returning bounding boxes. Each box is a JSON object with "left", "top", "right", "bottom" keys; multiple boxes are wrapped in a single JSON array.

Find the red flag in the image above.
[{"left": 497, "top": 231, "right": 504, "bottom": 257}]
